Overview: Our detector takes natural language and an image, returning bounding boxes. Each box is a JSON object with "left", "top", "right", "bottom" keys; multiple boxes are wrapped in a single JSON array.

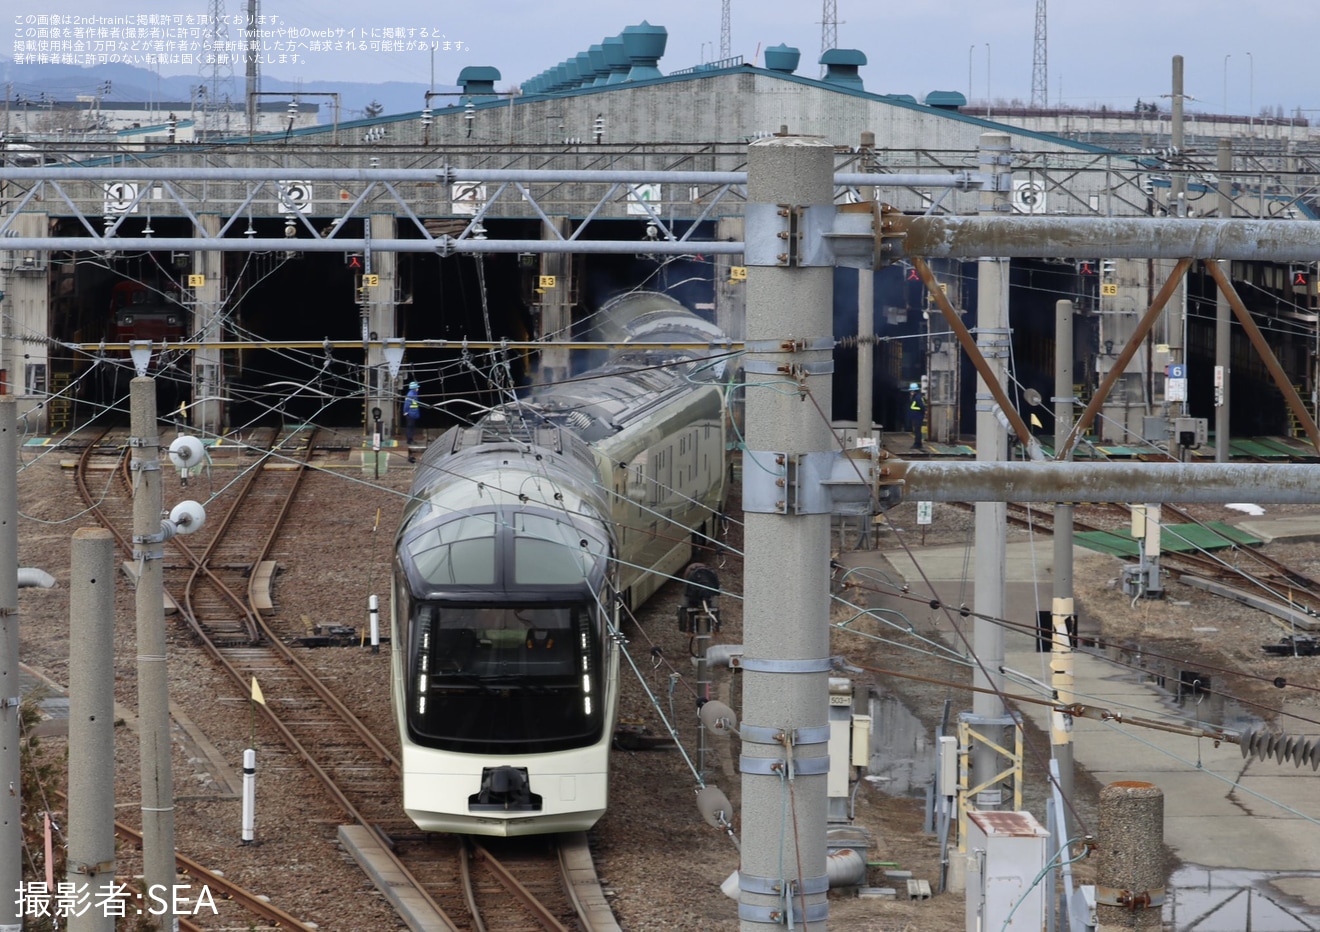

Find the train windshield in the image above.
[
  {"left": 406, "top": 601, "right": 604, "bottom": 754},
  {"left": 404, "top": 510, "right": 607, "bottom": 590}
]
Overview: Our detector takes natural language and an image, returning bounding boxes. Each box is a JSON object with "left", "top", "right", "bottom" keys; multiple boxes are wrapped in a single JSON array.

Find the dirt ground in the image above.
[{"left": 14, "top": 432, "right": 1320, "bottom": 931}]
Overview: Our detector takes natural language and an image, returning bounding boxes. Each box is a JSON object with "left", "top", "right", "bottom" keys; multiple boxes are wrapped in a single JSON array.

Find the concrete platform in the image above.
[
  {"left": 1232, "top": 513, "right": 1320, "bottom": 544},
  {"left": 836, "top": 513, "right": 1320, "bottom": 919}
]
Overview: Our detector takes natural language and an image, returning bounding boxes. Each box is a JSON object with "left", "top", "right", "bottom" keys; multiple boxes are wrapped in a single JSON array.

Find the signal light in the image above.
[{"left": 346, "top": 253, "right": 363, "bottom": 269}]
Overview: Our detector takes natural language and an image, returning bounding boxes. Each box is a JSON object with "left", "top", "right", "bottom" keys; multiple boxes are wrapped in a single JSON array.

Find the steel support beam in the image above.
[{"left": 889, "top": 461, "right": 1320, "bottom": 504}]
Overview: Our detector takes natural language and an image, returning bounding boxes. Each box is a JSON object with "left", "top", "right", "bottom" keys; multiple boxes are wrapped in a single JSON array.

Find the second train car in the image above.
[{"left": 390, "top": 291, "right": 730, "bottom": 835}]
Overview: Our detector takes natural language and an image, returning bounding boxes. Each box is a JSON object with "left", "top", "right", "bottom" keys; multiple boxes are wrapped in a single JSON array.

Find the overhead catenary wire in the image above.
[{"left": 20, "top": 257, "right": 1320, "bottom": 855}]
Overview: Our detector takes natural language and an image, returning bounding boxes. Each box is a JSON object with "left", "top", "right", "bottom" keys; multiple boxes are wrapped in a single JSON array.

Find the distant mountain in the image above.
[{"left": 0, "top": 57, "right": 448, "bottom": 121}]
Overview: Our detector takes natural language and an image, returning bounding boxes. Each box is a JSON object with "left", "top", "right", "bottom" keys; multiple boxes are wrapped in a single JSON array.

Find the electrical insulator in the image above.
[
  {"left": 421, "top": 107, "right": 432, "bottom": 127},
  {"left": 1238, "top": 727, "right": 1320, "bottom": 770},
  {"left": 464, "top": 99, "right": 475, "bottom": 121},
  {"left": 677, "top": 563, "right": 721, "bottom": 633}
]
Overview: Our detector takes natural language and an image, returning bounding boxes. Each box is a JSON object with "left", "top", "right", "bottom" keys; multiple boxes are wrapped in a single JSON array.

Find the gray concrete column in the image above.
[
  {"left": 1098, "top": 259, "right": 1150, "bottom": 444},
  {"left": 130, "top": 377, "right": 176, "bottom": 923},
  {"left": 367, "top": 213, "right": 398, "bottom": 436},
  {"left": 740, "top": 136, "right": 835, "bottom": 932},
  {"left": 538, "top": 217, "right": 573, "bottom": 385},
  {"left": 1215, "top": 139, "right": 1233, "bottom": 463},
  {"left": 973, "top": 131, "right": 1011, "bottom": 807},
  {"left": 0, "top": 397, "right": 19, "bottom": 932},
  {"left": 1097, "top": 781, "right": 1165, "bottom": 931},
  {"left": 1051, "top": 300, "right": 1075, "bottom": 816},
  {"left": 191, "top": 214, "right": 225, "bottom": 435},
  {"left": 857, "top": 131, "right": 876, "bottom": 439},
  {"left": 715, "top": 217, "right": 746, "bottom": 345},
  {"left": 67, "top": 528, "right": 116, "bottom": 932},
  {"left": 927, "top": 265, "right": 962, "bottom": 444},
  {"left": 6, "top": 213, "right": 49, "bottom": 431},
  {"left": 1167, "top": 56, "right": 1186, "bottom": 398}
]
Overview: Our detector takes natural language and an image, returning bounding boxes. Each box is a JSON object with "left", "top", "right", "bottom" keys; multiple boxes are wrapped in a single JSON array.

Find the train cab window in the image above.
[
  {"left": 511, "top": 513, "right": 605, "bottom": 586},
  {"left": 407, "top": 515, "right": 496, "bottom": 585},
  {"left": 408, "top": 601, "right": 601, "bottom": 751}
]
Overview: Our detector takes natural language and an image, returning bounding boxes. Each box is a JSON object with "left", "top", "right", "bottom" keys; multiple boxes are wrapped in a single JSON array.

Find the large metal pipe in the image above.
[
  {"left": 825, "top": 848, "right": 867, "bottom": 887},
  {"left": 892, "top": 461, "right": 1320, "bottom": 504},
  {"left": 897, "top": 215, "right": 1320, "bottom": 262},
  {"left": 17, "top": 568, "right": 55, "bottom": 589},
  {"left": 0, "top": 236, "right": 750, "bottom": 255},
  {"left": 0, "top": 166, "right": 980, "bottom": 187},
  {"left": 11, "top": 213, "right": 1320, "bottom": 263}
]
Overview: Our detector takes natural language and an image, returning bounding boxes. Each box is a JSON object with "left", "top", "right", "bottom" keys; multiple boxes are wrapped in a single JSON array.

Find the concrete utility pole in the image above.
[
  {"left": 191, "top": 215, "right": 224, "bottom": 436},
  {"left": 1096, "top": 781, "right": 1165, "bottom": 930},
  {"left": 130, "top": 378, "right": 176, "bottom": 923},
  {"left": 67, "top": 529, "right": 116, "bottom": 932},
  {"left": 739, "top": 136, "right": 835, "bottom": 931},
  {"left": 1168, "top": 56, "right": 1187, "bottom": 373},
  {"left": 1, "top": 396, "right": 19, "bottom": 932},
  {"left": 971, "top": 131, "right": 1012, "bottom": 809},
  {"left": 244, "top": 0, "right": 259, "bottom": 136},
  {"left": 1216, "top": 138, "right": 1233, "bottom": 463},
  {"left": 857, "top": 131, "right": 876, "bottom": 439},
  {"left": 1051, "top": 299, "right": 1075, "bottom": 815}
]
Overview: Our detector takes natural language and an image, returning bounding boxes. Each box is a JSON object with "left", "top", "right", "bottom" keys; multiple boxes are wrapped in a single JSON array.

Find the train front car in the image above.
[
  {"left": 391, "top": 291, "right": 730, "bottom": 837},
  {"left": 392, "top": 420, "right": 618, "bottom": 835}
]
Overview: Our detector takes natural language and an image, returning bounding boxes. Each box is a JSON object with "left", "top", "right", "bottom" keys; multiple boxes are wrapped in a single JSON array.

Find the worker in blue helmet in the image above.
[
  {"left": 907, "top": 381, "right": 925, "bottom": 450},
  {"left": 403, "top": 380, "right": 422, "bottom": 449}
]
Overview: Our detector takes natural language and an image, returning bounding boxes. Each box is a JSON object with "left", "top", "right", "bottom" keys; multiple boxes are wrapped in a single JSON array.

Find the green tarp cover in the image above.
[{"left": 1074, "top": 521, "right": 1261, "bottom": 558}]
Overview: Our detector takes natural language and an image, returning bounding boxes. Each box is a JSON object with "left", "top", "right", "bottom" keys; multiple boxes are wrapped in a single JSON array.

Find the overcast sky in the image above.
[{"left": 8, "top": 1, "right": 1317, "bottom": 118}]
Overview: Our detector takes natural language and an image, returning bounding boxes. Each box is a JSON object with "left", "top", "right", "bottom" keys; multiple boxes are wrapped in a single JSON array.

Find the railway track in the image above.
[
  {"left": 384, "top": 832, "right": 613, "bottom": 931},
  {"left": 74, "top": 426, "right": 619, "bottom": 931},
  {"left": 944, "top": 498, "right": 1320, "bottom": 621}
]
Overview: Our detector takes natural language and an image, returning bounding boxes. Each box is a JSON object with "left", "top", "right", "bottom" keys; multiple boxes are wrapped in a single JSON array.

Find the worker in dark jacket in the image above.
[
  {"left": 403, "top": 381, "right": 422, "bottom": 446},
  {"left": 907, "top": 382, "right": 925, "bottom": 449}
]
